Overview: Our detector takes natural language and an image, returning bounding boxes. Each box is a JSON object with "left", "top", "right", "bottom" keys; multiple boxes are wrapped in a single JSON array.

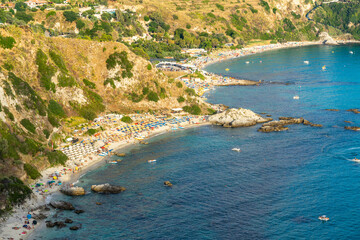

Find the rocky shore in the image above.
[
  {"left": 209, "top": 108, "right": 272, "bottom": 128},
  {"left": 258, "top": 117, "right": 323, "bottom": 133}
]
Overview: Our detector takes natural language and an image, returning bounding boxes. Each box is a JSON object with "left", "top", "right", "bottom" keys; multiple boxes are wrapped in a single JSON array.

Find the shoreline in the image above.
[
  {"left": 2, "top": 39, "right": 359, "bottom": 240},
  {"left": 0, "top": 118, "right": 210, "bottom": 240}
]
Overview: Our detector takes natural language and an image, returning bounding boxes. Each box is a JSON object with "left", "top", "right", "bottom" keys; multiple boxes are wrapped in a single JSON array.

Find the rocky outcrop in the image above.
[
  {"left": 319, "top": 32, "right": 338, "bottom": 45},
  {"left": 65, "top": 218, "right": 73, "bottom": 223},
  {"left": 345, "top": 126, "right": 360, "bottom": 131},
  {"left": 60, "top": 187, "right": 86, "bottom": 196},
  {"left": 347, "top": 109, "right": 360, "bottom": 114},
  {"left": 74, "top": 209, "right": 84, "bottom": 214},
  {"left": 91, "top": 184, "right": 126, "bottom": 194},
  {"left": 50, "top": 201, "right": 75, "bottom": 210},
  {"left": 209, "top": 108, "right": 272, "bottom": 128},
  {"left": 258, "top": 117, "right": 322, "bottom": 133},
  {"left": 164, "top": 181, "right": 173, "bottom": 187}
]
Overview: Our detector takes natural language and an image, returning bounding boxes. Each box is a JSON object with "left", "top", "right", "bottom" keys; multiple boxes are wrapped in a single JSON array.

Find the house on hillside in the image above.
[{"left": 25, "top": 0, "right": 48, "bottom": 8}]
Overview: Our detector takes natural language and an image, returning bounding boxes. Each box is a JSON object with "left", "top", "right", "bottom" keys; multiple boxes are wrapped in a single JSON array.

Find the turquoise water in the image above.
[{"left": 30, "top": 45, "right": 360, "bottom": 239}]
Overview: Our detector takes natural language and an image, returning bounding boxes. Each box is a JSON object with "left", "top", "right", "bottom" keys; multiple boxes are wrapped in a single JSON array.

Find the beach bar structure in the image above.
[{"left": 155, "top": 62, "right": 197, "bottom": 72}]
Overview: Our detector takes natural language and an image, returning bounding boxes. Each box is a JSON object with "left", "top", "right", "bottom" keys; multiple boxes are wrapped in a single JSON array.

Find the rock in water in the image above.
[
  {"left": 345, "top": 126, "right": 360, "bottom": 131},
  {"left": 70, "top": 226, "right": 80, "bottom": 230},
  {"left": 74, "top": 209, "right": 85, "bottom": 214},
  {"left": 258, "top": 117, "right": 322, "bottom": 133},
  {"left": 50, "top": 201, "right": 75, "bottom": 210},
  {"left": 60, "top": 187, "right": 86, "bottom": 196},
  {"left": 65, "top": 219, "right": 73, "bottom": 223},
  {"left": 208, "top": 108, "right": 272, "bottom": 128},
  {"left": 164, "top": 181, "right": 173, "bottom": 187},
  {"left": 91, "top": 183, "right": 126, "bottom": 194}
]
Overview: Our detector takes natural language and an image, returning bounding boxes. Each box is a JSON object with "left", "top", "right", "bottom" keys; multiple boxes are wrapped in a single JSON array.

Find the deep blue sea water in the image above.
[{"left": 30, "top": 45, "right": 360, "bottom": 239}]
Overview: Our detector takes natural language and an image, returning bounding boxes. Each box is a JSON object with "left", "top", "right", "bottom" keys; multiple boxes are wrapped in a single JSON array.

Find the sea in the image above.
[{"left": 29, "top": 44, "right": 360, "bottom": 239}]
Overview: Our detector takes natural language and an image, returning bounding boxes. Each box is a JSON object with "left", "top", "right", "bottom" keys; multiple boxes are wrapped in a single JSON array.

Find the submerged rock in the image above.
[
  {"left": 164, "top": 181, "right": 173, "bottom": 187},
  {"left": 325, "top": 109, "right": 340, "bottom": 112},
  {"left": 91, "top": 184, "right": 126, "bottom": 194},
  {"left": 60, "top": 187, "right": 86, "bottom": 196},
  {"left": 70, "top": 226, "right": 80, "bottom": 231},
  {"left": 50, "top": 201, "right": 75, "bottom": 210},
  {"left": 209, "top": 108, "right": 272, "bottom": 128},
  {"left": 258, "top": 117, "right": 322, "bottom": 133},
  {"left": 347, "top": 109, "right": 360, "bottom": 114},
  {"left": 345, "top": 126, "right": 360, "bottom": 131},
  {"left": 54, "top": 221, "right": 66, "bottom": 229},
  {"left": 65, "top": 219, "right": 73, "bottom": 223},
  {"left": 74, "top": 209, "right": 84, "bottom": 214},
  {"left": 96, "top": 202, "right": 102, "bottom": 205},
  {"left": 46, "top": 221, "right": 55, "bottom": 228}
]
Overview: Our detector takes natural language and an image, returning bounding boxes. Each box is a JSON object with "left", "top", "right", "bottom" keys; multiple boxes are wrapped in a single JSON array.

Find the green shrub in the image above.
[
  {"left": 15, "top": 12, "right": 33, "bottom": 23},
  {"left": 83, "top": 79, "right": 96, "bottom": 89},
  {"left": 121, "top": 116, "right": 133, "bottom": 123},
  {"left": 2, "top": 63, "right": 14, "bottom": 71},
  {"left": 173, "top": 14, "right": 179, "bottom": 20},
  {"left": 35, "top": 49, "right": 56, "bottom": 92},
  {"left": 177, "top": 96, "right": 185, "bottom": 103},
  {"left": 259, "top": 0, "right": 270, "bottom": 12},
  {"left": 8, "top": 72, "right": 47, "bottom": 116},
  {"left": 0, "top": 101, "right": 2, "bottom": 112},
  {"left": 80, "top": 108, "right": 97, "bottom": 121},
  {"left": 142, "top": 87, "right": 149, "bottom": 95},
  {"left": 176, "top": 81, "right": 183, "bottom": 88},
  {"left": 48, "top": 114, "right": 60, "bottom": 127},
  {"left": 46, "top": 150, "right": 68, "bottom": 166},
  {"left": 15, "top": 2, "right": 27, "bottom": 11},
  {"left": 87, "top": 128, "right": 96, "bottom": 135},
  {"left": 3, "top": 107, "right": 14, "bottom": 121},
  {"left": 273, "top": 8, "right": 277, "bottom": 14},
  {"left": 132, "top": 47, "right": 150, "bottom": 60},
  {"left": 24, "top": 163, "right": 42, "bottom": 179},
  {"left": 48, "top": 100, "right": 65, "bottom": 117},
  {"left": 0, "top": 177, "right": 32, "bottom": 214},
  {"left": 147, "top": 91, "right": 159, "bottom": 102},
  {"left": 207, "top": 108, "right": 216, "bottom": 115},
  {"left": 106, "top": 51, "right": 134, "bottom": 78},
  {"left": 76, "top": 19, "right": 85, "bottom": 29},
  {"left": 49, "top": 50, "right": 67, "bottom": 72},
  {"left": 185, "top": 88, "right": 196, "bottom": 96},
  {"left": 58, "top": 73, "right": 76, "bottom": 87},
  {"left": 43, "top": 129, "right": 50, "bottom": 138},
  {"left": 147, "top": 63, "right": 152, "bottom": 70},
  {"left": 20, "top": 119, "right": 36, "bottom": 133},
  {"left": 104, "top": 78, "right": 116, "bottom": 88},
  {"left": 183, "top": 104, "right": 201, "bottom": 115},
  {"left": 0, "top": 35, "right": 16, "bottom": 49},
  {"left": 46, "top": 11, "right": 56, "bottom": 18},
  {"left": 63, "top": 11, "right": 79, "bottom": 22},
  {"left": 144, "top": 15, "right": 149, "bottom": 21},
  {"left": 186, "top": 23, "right": 191, "bottom": 29},
  {"left": 2, "top": 81, "right": 14, "bottom": 98},
  {"left": 129, "top": 92, "right": 144, "bottom": 102},
  {"left": 215, "top": 3, "right": 224, "bottom": 11}
]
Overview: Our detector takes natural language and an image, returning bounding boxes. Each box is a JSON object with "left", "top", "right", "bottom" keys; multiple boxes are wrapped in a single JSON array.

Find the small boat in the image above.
[
  {"left": 293, "top": 95, "right": 300, "bottom": 100},
  {"left": 350, "top": 51, "right": 354, "bottom": 54},
  {"left": 178, "top": 126, "right": 185, "bottom": 129},
  {"left": 304, "top": 61, "right": 309, "bottom": 64},
  {"left": 232, "top": 148, "right": 241, "bottom": 152},
  {"left": 318, "top": 215, "right": 329, "bottom": 221},
  {"left": 225, "top": 68, "right": 230, "bottom": 71},
  {"left": 245, "top": 61, "right": 250, "bottom": 64},
  {"left": 108, "top": 160, "right": 118, "bottom": 164},
  {"left": 322, "top": 65, "right": 326, "bottom": 71},
  {"left": 353, "top": 157, "right": 360, "bottom": 162},
  {"left": 148, "top": 159, "right": 156, "bottom": 163}
]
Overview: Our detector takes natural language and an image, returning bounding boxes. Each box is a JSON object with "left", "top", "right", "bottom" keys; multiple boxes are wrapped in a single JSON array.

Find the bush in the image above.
[
  {"left": 183, "top": 104, "right": 201, "bottom": 115},
  {"left": 106, "top": 51, "right": 134, "bottom": 79},
  {"left": 147, "top": 63, "right": 152, "bottom": 70},
  {"left": 2, "top": 62, "right": 14, "bottom": 71},
  {"left": 142, "top": 87, "right": 149, "bottom": 95},
  {"left": 177, "top": 96, "right": 185, "bottom": 103},
  {"left": 20, "top": 119, "right": 36, "bottom": 133},
  {"left": 185, "top": 88, "right": 196, "bottom": 96},
  {"left": 3, "top": 107, "right": 14, "bottom": 121},
  {"left": 24, "top": 163, "right": 42, "bottom": 180},
  {"left": 0, "top": 177, "right": 32, "bottom": 214},
  {"left": 0, "top": 35, "right": 16, "bottom": 49},
  {"left": 144, "top": 15, "right": 149, "bottom": 21},
  {"left": 46, "top": 11, "right": 56, "bottom": 18},
  {"left": 76, "top": 19, "right": 85, "bottom": 29},
  {"left": 46, "top": 150, "right": 68, "bottom": 166},
  {"left": 87, "top": 128, "right": 96, "bottom": 135},
  {"left": 58, "top": 74, "right": 76, "bottom": 87},
  {"left": 36, "top": 49, "right": 56, "bottom": 92},
  {"left": 104, "top": 78, "right": 116, "bottom": 88},
  {"left": 49, "top": 50, "right": 67, "bottom": 72},
  {"left": 80, "top": 108, "right": 97, "bottom": 121},
  {"left": 176, "top": 81, "right": 183, "bottom": 88},
  {"left": 129, "top": 92, "right": 144, "bottom": 102},
  {"left": 15, "top": 12, "right": 33, "bottom": 23},
  {"left": 207, "top": 108, "right": 216, "bottom": 115},
  {"left": 215, "top": 3, "right": 224, "bottom": 11},
  {"left": 15, "top": 2, "right": 27, "bottom": 11},
  {"left": 186, "top": 23, "right": 191, "bottom": 29},
  {"left": 147, "top": 91, "right": 159, "bottom": 102},
  {"left": 83, "top": 79, "right": 96, "bottom": 89},
  {"left": 43, "top": 129, "right": 50, "bottom": 138},
  {"left": 259, "top": 0, "right": 270, "bottom": 12},
  {"left": 48, "top": 114, "right": 60, "bottom": 127},
  {"left": 173, "top": 14, "right": 179, "bottom": 20},
  {"left": 63, "top": 11, "right": 79, "bottom": 22},
  {"left": 121, "top": 116, "right": 133, "bottom": 123},
  {"left": 48, "top": 100, "right": 65, "bottom": 117}
]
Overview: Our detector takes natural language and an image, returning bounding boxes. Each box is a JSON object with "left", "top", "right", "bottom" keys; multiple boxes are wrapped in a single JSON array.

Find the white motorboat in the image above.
[{"left": 232, "top": 148, "right": 241, "bottom": 152}]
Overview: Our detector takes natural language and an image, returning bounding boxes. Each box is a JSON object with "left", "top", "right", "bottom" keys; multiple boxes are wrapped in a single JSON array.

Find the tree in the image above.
[
  {"left": 15, "top": 12, "right": 33, "bottom": 23},
  {"left": 76, "top": 19, "right": 85, "bottom": 29},
  {"left": 63, "top": 11, "right": 79, "bottom": 22},
  {"left": 15, "top": 2, "right": 27, "bottom": 11}
]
